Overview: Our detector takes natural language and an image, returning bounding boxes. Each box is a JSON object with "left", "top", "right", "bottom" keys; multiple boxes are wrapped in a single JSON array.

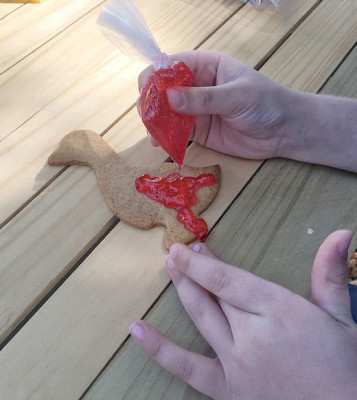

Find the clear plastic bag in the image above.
[
  {"left": 97, "top": 0, "right": 307, "bottom": 63},
  {"left": 240, "top": 0, "right": 307, "bottom": 20},
  {"left": 97, "top": 0, "right": 172, "bottom": 69},
  {"left": 96, "top": 0, "right": 195, "bottom": 167},
  {"left": 240, "top": 0, "right": 283, "bottom": 9}
]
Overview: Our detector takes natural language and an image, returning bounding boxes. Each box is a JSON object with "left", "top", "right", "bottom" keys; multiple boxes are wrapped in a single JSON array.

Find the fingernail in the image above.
[
  {"left": 167, "top": 88, "right": 185, "bottom": 109},
  {"left": 166, "top": 255, "right": 175, "bottom": 270},
  {"left": 129, "top": 322, "right": 146, "bottom": 341},
  {"left": 192, "top": 243, "right": 201, "bottom": 253}
]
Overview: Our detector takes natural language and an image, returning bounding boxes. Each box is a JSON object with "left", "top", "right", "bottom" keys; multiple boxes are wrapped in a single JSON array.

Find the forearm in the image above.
[{"left": 281, "top": 90, "right": 357, "bottom": 172}]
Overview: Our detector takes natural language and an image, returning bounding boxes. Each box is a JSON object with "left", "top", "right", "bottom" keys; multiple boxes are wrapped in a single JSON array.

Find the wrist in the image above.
[
  {"left": 279, "top": 89, "right": 321, "bottom": 161},
  {"left": 278, "top": 90, "right": 357, "bottom": 172},
  {"left": 275, "top": 88, "right": 306, "bottom": 160}
]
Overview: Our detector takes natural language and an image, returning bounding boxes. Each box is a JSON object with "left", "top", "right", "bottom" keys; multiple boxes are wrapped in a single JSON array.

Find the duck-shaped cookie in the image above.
[{"left": 48, "top": 130, "right": 220, "bottom": 249}]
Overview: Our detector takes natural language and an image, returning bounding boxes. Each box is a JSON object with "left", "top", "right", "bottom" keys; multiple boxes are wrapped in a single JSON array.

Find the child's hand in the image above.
[
  {"left": 130, "top": 230, "right": 357, "bottom": 399},
  {"left": 138, "top": 50, "right": 297, "bottom": 160},
  {"left": 138, "top": 50, "right": 357, "bottom": 172}
]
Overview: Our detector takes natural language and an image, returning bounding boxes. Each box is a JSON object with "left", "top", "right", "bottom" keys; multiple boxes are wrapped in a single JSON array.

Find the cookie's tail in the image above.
[{"left": 48, "top": 130, "right": 116, "bottom": 168}]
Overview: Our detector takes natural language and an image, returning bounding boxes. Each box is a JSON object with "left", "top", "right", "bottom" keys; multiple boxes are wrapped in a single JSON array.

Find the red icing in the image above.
[
  {"left": 139, "top": 61, "right": 196, "bottom": 167},
  {"left": 135, "top": 172, "right": 216, "bottom": 242}
]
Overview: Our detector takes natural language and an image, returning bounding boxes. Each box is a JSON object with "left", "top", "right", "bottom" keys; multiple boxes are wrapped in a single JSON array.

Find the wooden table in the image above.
[{"left": 1, "top": 0, "right": 356, "bottom": 398}]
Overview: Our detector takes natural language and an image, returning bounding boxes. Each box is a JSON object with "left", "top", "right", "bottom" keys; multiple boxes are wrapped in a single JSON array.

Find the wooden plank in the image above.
[
  {"left": 0, "top": 0, "right": 241, "bottom": 226},
  {"left": 0, "top": 0, "right": 106, "bottom": 74},
  {"left": 0, "top": 0, "right": 239, "bottom": 140},
  {"left": 198, "top": 0, "right": 322, "bottom": 65},
  {"left": 260, "top": 0, "right": 357, "bottom": 92},
  {"left": 322, "top": 45, "right": 357, "bottom": 98},
  {"left": 0, "top": 0, "right": 319, "bottom": 228},
  {"left": 0, "top": 0, "right": 26, "bottom": 20},
  {"left": 0, "top": 0, "right": 320, "bottom": 342},
  {"left": 0, "top": 1, "right": 355, "bottom": 399},
  {"left": 0, "top": 5, "right": 114, "bottom": 139},
  {"left": 83, "top": 38, "right": 357, "bottom": 400}
]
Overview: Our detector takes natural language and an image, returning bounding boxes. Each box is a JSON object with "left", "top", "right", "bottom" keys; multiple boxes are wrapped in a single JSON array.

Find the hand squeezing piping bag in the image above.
[{"left": 97, "top": 0, "right": 196, "bottom": 167}]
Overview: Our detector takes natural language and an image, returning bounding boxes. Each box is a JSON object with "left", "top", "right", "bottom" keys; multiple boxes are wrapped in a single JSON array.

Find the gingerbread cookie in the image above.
[{"left": 48, "top": 130, "right": 220, "bottom": 249}]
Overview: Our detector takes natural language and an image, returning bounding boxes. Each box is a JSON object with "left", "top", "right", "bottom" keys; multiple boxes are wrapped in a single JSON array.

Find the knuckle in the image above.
[
  {"left": 175, "top": 357, "right": 194, "bottom": 381},
  {"left": 198, "top": 88, "right": 213, "bottom": 108},
  {"left": 208, "top": 268, "right": 230, "bottom": 293},
  {"left": 187, "top": 297, "right": 206, "bottom": 321},
  {"left": 226, "top": 85, "right": 244, "bottom": 115},
  {"left": 151, "top": 341, "right": 163, "bottom": 360}
]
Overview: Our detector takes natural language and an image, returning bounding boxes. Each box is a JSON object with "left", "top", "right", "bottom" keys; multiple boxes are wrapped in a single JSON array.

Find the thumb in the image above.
[
  {"left": 311, "top": 230, "right": 353, "bottom": 323},
  {"left": 167, "top": 84, "right": 235, "bottom": 116}
]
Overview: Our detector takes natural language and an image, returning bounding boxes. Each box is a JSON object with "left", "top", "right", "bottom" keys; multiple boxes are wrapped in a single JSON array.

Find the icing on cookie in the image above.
[{"left": 135, "top": 172, "right": 215, "bottom": 241}]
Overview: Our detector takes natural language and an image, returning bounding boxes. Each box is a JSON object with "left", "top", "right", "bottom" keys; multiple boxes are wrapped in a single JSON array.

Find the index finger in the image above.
[{"left": 168, "top": 243, "right": 278, "bottom": 314}]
